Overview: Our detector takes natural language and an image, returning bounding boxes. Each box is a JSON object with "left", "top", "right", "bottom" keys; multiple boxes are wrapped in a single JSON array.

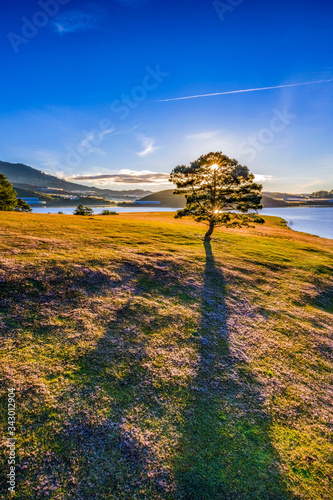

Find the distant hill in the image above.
[
  {"left": 13, "top": 186, "right": 51, "bottom": 201},
  {"left": 0, "top": 161, "right": 100, "bottom": 191},
  {"left": 0, "top": 161, "right": 151, "bottom": 197},
  {"left": 13, "top": 186, "right": 41, "bottom": 198},
  {"left": 261, "top": 195, "right": 288, "bottom": 207},
  {"left": 139, "top": 189, "right": 185, "bottom": 208},
  {"left": 262, "top": 191, "right": 311, "bottom": 200},
  {"left": 138, "top": 189, "right": 288, "bottom": 208}
]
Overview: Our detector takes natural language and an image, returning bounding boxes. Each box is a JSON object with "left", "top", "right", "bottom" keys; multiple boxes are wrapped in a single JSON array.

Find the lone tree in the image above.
[
  {"left": 73, "top": 205, "right": 94, "bottom": 216},
  {"left": 170, "top": 152, "right": 264, "bottom": 241},
  {"left": 0, "top": 174, "right": 31, "bottom": 212}
]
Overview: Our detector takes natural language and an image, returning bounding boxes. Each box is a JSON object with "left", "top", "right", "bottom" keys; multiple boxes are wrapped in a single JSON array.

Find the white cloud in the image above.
[
  {"left": 53, "top": 4, "right": 103, "bottom": 34},
  {"left": 67, "top": 169, "right": 169, "bottom": 185},
  {"left": 186, "top": 131, "right": 220, "bottom": 140},
  {"left": 78, "top": 128, "right": 115, "bottom": 155},
  {"left": 54, "top": 171, "right": 66, "bottom": 179},
  {"left": 254, "top": 174, "right": 274, "bottom": 182},
  {"left": 136, "top": 135, "right": 156, "bottom": 157},
  {"left": 80, "top": 136, "right": 105, "bottom": 155}
]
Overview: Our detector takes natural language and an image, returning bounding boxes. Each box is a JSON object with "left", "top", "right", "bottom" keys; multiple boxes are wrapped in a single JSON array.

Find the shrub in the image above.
[{"left": 100, "top": 210, "right": 118, "bottom": 215}]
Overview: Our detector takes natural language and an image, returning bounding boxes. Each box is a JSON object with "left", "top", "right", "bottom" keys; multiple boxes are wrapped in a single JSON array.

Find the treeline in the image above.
[{"left": 311, "top": 189, "right": 333, "bottom": 198}]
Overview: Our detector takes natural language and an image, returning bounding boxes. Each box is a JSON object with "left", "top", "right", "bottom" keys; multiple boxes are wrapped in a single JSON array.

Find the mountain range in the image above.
[
  {"left": 0, "top": 161, "right": 152, "bottom": 197},
  {"left": 1, "top": 160, "right": 289, "bottom": 208}
]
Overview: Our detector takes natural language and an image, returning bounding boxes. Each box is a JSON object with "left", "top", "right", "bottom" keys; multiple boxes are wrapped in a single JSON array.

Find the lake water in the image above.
[
  {"left": 260, "top": 207, "right": 333, "bottom": 240},
  {"left": 31, "top": 205, "right": 333, "bottom": 240},
  {"left": 31, "top": 206, "right": 176, "bottom": 215}
]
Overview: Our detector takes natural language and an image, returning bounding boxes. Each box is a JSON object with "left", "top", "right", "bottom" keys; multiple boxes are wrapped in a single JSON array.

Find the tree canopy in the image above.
[
  {"left": 73, "top": 205, "right": 94, "bottom": 216},
  {"left": 169, "top": 152, "right": 264, "bottom": 241},
  {"left": 0, "top": 174, "right": 31, "bottom": 212},
  {"left": 310, "top": 189, "right": 333, "bottom": 199}
]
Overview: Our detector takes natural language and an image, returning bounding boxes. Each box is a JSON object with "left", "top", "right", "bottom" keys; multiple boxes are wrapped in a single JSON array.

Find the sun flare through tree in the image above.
[{"left": 169, "top": 152, "right": 264, "bottom": 241}]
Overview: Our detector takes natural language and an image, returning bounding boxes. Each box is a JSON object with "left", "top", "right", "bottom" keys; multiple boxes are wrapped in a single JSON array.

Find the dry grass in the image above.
[{"left": 0, "top": 212, "right": 332, "bottom": 499}]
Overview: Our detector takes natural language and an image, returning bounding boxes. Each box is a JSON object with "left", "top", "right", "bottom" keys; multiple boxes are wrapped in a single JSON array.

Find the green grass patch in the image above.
[{"left": 0, "top": 212, "right": 332, "bottom": 499}]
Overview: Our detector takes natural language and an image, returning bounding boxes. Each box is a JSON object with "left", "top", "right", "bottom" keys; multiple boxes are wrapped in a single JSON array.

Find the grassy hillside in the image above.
[
  {"left": 0, "top": 212, "right": 332, "bottom": 499},
  {"left": 13, "top": 186, "right": 41, "bottom": 198},
  {"left": 0, "top": 161, "right": 98, "bottom": 192},
  {"left": 12, "top": 186, "right": 51, "bottom": 202},
  {"left": 139, "top": 189, "right": 288, "bottom": 208}
]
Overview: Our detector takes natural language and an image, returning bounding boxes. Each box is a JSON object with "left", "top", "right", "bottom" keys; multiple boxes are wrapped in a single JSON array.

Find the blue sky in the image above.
[{"left": 1, "top": 0, "right": 333, "bottom": 192}]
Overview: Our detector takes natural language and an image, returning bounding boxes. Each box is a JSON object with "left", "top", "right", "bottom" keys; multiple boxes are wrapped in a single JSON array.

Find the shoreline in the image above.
[{"left": 28, "top": 205, "right": 333, "bottom": 241}]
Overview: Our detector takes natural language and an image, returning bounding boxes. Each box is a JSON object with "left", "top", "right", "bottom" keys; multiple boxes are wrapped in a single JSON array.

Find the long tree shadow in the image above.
[
  {"left": 173, "top": 242, "right": 291, "bottom": 499},
  {"left": 42, "top": 258, "right": 198, "bottom": 499},
  {"left": 2, "top": 251, "right": 295, "bottom": 498},
  {"left": 0, "top": 258, "right": 191, "bottom": 498}
]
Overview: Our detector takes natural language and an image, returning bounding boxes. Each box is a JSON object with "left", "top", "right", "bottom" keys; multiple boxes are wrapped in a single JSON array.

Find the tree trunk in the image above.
[{"left": 204, "top": 219, "right": 215, "bottom": 241}]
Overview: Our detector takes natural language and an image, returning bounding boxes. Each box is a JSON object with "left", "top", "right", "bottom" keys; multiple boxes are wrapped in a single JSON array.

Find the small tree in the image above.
[
  {"left": 15, "top": 198, "right": 32, "bottom": 212},
  {"left": 170, "top": 152, "right": 264, "bottom": 241},
  {"left": 100, "top": 210, "right": 118, "bottom": 215},
  {"left": 73, "top": 205, "right": 94, "bottom": 216},
  {"left": 0, "top": 174, "right": 32, "bottom": 212}
]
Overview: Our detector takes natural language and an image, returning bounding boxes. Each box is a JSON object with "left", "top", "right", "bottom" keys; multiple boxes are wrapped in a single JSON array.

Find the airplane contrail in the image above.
[{"left": 156, "top": 79, "right": 333, "bottom": 102}]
